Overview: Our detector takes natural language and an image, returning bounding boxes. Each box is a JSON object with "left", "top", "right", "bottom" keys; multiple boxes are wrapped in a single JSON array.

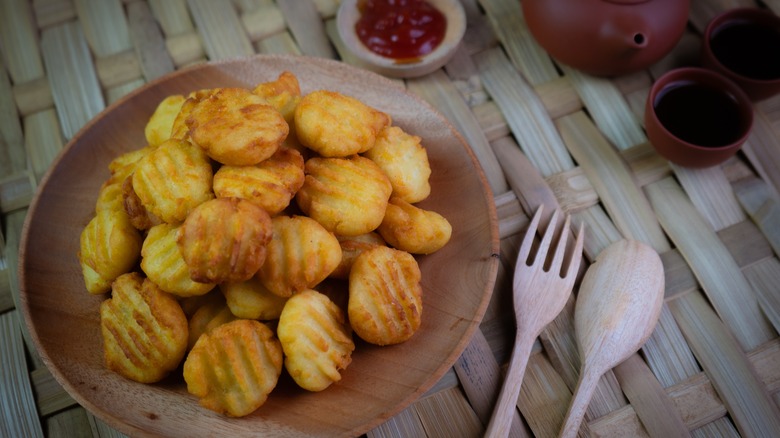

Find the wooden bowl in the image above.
[
  {"left": 18, "top": 54, "right": 498, "bottom": 437},
  {"left": 336, "top": 0, "right": 466, "bottom": 78}
]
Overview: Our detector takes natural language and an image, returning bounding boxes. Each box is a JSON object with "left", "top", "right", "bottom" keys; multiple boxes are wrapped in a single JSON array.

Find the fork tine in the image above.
[
  {"left": 536, "top": 208, "right": 560, "bottom": 265},
  {"left": 518, "top": 205, "right": 544, "bottom": 266},
  {"left": 566, "top": 222, "right": 585, "bottom": 278},
  {"left": 549, "top": 214, "right": 571, "bottom": 275}
]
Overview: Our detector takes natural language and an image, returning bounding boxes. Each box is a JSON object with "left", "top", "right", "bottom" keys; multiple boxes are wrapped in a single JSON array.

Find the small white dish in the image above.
[{"left": 336, "top": 0, "right": 466, "bottom": 78}]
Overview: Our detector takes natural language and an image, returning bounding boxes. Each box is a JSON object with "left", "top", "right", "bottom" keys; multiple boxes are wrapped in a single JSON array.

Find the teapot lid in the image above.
[{"left": 603, "top": 0, "right": 651, "bottom": 4}]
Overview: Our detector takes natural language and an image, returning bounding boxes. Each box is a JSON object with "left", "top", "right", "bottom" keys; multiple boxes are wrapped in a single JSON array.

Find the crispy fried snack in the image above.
[
  {"left": 378, "top": 197, "right": 452, "bottom": 254},
  {"left": 183, "top": 319, "right": 283, "bottom": 417},
  {"left": 96, "top": 146, "right": 155, "bottom": 214},
  {"left": 213, "top": 147, "right": 305, "bottom": 216},
  {"left": 252, "top": 71, "right": 301, "bottom": 125},
  {"left": 145, "top": 94, "right": 186, "bottom": 147},
  {"left": 330, "top": 232, "right": 386, "bottom": 280},
  {"left": 132, "top": 138, "right": 214, "bottom": 223},
  {"left": 170, "top": 89, "right": 219, "bottom": 141},
  {"left": 221, "top": 276, "right": 288, "bottom": 320},
  {"left": 186, "top": 87, "right": 288, "bottom": 166},
  {"left": 121, "top": 175, "right": 163, "bottom": 230},
  {"left": 79, "top": 209, "right": 143, "bottom": 294},
  {"left": 277, "top": 289, "right": 354, "bottom": 391},
  {"left": 100, "top": 272, "right": 188, "bottom": 383},
  {"left": 348, "top": 246, "right": 422, "bottom": 345},
  {"left": 295, "top": 156, "right": 392, "bottom": 236},
  {"left": 178, "top": 197, "right": 273, "bottom": 283},
  {"left": 294, "top": 90, "right": 390, "bottom": 157},
  {"left": 141, "top": 223, "right": 216, "bottom": 297},
  {"left": 363, "top": 126, "right": 431, "bottom": 203},
  {"left": 187, "top": 291, "right": 237, "bottom": 350},
  {"left": 257, "top": 215, "right": 342, "bottom": 297}
]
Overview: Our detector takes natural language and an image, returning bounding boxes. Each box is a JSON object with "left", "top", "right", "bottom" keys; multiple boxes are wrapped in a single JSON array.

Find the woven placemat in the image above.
[{"left": 2, "top": 0, "right": 779, "bottom": 436}]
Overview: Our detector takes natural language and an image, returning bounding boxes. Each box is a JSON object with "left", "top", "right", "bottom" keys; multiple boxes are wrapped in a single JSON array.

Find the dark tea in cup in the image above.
[
  {"left": 703, "top": 8, "right": 780, "bottom": 100},
  {"left": 645, "top": 68, "right": 753, "bottom": 168}
]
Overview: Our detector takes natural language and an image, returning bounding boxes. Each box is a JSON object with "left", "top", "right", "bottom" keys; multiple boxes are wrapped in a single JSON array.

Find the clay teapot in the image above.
[{"left": 523, "top": 0, "right": 690, "bottom": 77}]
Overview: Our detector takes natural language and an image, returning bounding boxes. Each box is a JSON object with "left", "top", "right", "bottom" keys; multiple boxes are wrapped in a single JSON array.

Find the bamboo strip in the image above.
[
  {"left": 659, "top": 251, "right": 699, "bottom": 300},
  {"left": 45, "top": 406, "right": 93, "bottom": 437},
  {"left": 276, "top": 0, "right": 335, "bottom": 59},
  {"left": 0, "top": 0, "right": 45, "bottom": 83},
  {"left": 367, "top": 406, "right": 427, "bottom": 438},
  {"left": 12, "top": 76, "right": 54, "bottom": 117},
  {"left": 311, "top": 0, "right": 339, "bottom": 18},
  {"left": 95, "top": 49, "right": 143, "bottom": 90},
  {"left": 620, "top": 142, "right": 671, "bottom": 188},
  {"left": 166, "top": 32, "right": 206, "bottom": 67},
  {"left": 666, "top": 372, "right": 727, "bottom": 430},
  {"left": 646, "top": 177, "right": 776, "bottom": 350},
  {"left": 413, "top": 387, "right": 484, "bottom": 437},
  {"left": 742, "top": 110, "right": 780, "bottom": 195},
  {"left": 671, "top": 165, "right": 746, "bottom": 232},
  {"left": 232, "top": 0, "right": 273, "bottom": 14},
  {"left": 691, "top": 418, "right": 740, "bottom": 438},
  {"left": 560, "top": 66, "right": 647, "bottom": 151},
  {"left": 475, "top": 47, "right": 574, "bottom": 177},
  {"left": 0, "top": 58, "right": 27, "bottom": 176},
  {"left": 588, "top": 405, "right": 650, "bottom": 437},
  {"left": 518, "top": 352, "right": 574, "bottom": 437},
  {"left": 187, "top": 0, "right": 255, "bottom": 60},
  {"left": 748, "top": 338, "right": 780, "bottom": 394},
  {"left": 532, "top": 77, "right": 583, "bottom": 120},
  {"left": 87, "top": 411, "right": 128, "bottom": 438},
  {"left": 73, "top": 0, "right": 132, "bottom": 57},
  {"left": 556, "top": 111, "right": 670, "bottom": 252},
  {"left": 544, "top": 167, "right": 599, "bottom": 214},
  {"left": 668, "top": 290, "right": 780, "bottom": 437},
  {"left": 255, "top": 31, "right": 302, "bottom": 55},
  {"left": 446, "top": 48, "right": 481, "bottom": 83},
  {"left": 148, "top": 0, "right": 193, "bottom": 37},
  {"left": 571, "top": 207, "right": 623, "bottom": 260},
  {"left": 612, "top": 354, "right": 691, "bottom": 438},
  {"left": 127, "top": 1, "right": 175, "bottom": 82},
  {"left": 24, "top": 109, "right": 63, "bottom": 182},
  {"left": 40, "top": 22, "right": 105, "bottom": 140},
  {"left": 641, "top": 303, "right": 702, "bottom": 390},
  {"left": 733, "top": 177, "right": 780, "bottom": 256},
  {"left": 406, "top": 70, "right": 509, "bottom": 195},
  {"left": 0, "top": 310, "right": 45, "bottom": 438},
  {"left": 472, "top": 102, "right": 510, "bottom": 142},
  {"left": 0, "top": 171, "right": 35, "bottom": 213},
  {"left": 241, "top": 4, "right": 286, "bottom": 42},
  {"left": 744, "top": 258, "right": 780, "bottom": 334},
  {"left": 494, "top": 190, "right": 527, "bottom": 239},
  {"left": 33, "top": 0, "right": 77, "bottom": 29},
  {"left": 31, "top": 367, "right": 77, "bottom": 416},
  {"left": 422, "top": 369, "right": 460, "bottom": 398},
  {"left": 457, "top": 0, "right": 499, "bottom": 56},
  {"left": 325, "top": 18, "right": 369, "bottom": 70},
  {"left": 717, "top": 220, "right": 774, "bottom": 268},
  {"left": 476, "top": 0, "right": 558, "bottom": 85},
  {"left": 105, "top": 78, "right": 145, "bottom": 105}
]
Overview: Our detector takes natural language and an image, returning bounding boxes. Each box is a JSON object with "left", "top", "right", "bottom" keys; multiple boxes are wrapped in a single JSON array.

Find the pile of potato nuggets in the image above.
[{"left": 78, "top": 71, "right": 452, "bottom": 417}]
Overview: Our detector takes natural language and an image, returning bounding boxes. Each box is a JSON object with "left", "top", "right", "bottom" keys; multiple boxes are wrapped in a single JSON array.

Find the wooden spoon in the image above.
[{"left": 559, "top": 239, "right": 664, "bottom": 438}]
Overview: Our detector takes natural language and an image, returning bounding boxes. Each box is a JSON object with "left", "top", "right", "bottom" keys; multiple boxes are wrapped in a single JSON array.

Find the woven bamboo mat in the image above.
[{"left": 2, "top": 0, "right": 780, "bottom": 436}]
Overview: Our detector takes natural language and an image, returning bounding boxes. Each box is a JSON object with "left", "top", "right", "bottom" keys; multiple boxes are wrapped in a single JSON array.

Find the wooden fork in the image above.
[{"left": 484, "top": 205, "right": 585, "bottom": 437}]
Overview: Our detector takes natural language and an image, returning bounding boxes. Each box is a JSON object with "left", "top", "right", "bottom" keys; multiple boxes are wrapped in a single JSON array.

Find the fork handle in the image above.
[{"left": 484, "top": 332, "right": 537, "bottom": 437}]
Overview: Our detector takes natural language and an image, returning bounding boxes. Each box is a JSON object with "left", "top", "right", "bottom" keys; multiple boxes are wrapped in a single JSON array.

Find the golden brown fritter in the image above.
[
  {"left": 277, "top": 289, "right": 354, "bottom": 391},
  {"left": 145, "top": 94, "right": 186, "bottom": 147},
  {"left": 213, "top": 147, "right": 305, "bottom": 216},
  {"left": 141, "top": 223, "right": 216, "bottom": 297},
  {"left": 186, "top": 87, "right": 288, "bottom": 166},
  {"left": 257, "top": 215, "right": 342, "bottom": 298},
  {"left": 183, "top": 319, "right": 283, "bottom": 417},
  {"left": 378, "top": 197, "right": 452, "bottom": 254},
  {"left": 177, "top": 197, "right": 273, "bottom": 284},
  {"left": 329, "top": 232, "right": 386, "bottom": 280},
  {"left": 294, "top": 90, "right": 390, "bottom": 157},
  {"left": 131, "top": 138, "right": 214, "bottom": 224},
  {"left": 363, "top": 126, "right": 431, "bottom": 203},
  {"left": 100, "top": 272, "right": 188, "bottom": 383},
  {"left": 121, "top": 175, "right": 163, "bottom": 230},
  {"left": 295, "top": 155, "right": 392, "bottom": 236},
  {"left": 221, "top": 276, "right": 289, "bottom": 320},
  {"left": 170, "top": 88, "right": 220, "bottom": 141},
  {"left": 348, "top": 246, "right": 422, "bottom": 346},
  {"left": 79, "top": 209, "right": 143, "bottom": 294},
  {"left": 252, "top": 71, "right": 302, "bottom": 125},
  {"left": 186, "top": 291, "right": 237, "bottom": 351}
]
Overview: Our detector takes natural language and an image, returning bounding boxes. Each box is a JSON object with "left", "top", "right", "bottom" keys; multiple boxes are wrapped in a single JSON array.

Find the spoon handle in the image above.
[
  {"left": 484, "top": 332, "right": 536, "bottom": 437},
  {"left": 559, "top": 366, "right": 600, "bottom": 438}
]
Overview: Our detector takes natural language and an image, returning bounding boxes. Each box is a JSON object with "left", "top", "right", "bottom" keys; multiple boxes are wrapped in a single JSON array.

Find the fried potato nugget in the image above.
[
  {"left": 141, "top": 223, "right": 216, "bottom": 297},
  {"left": 132, "top": 139, "right": 214, "bottom": 224},
  {"left": 252, "top": 71, "right": 301, "bottom": 125},
  {"left": 296, "top": 156, "right": 392, "bottom": 236},
  {"left": 221, "top": 276, "right": 288, "bottom": 320},
  {"left": 278, "top": 290, "right": 355, "bottom": 391},
  {"left": 363, "top": 126, "right": 432, "bottom": 203},
  {"left": 79, "top": 209, "right": 143, "bottom": 294},
  {"left": 349, "top": 246, "right": 422, "bottom": 346},
  {"left": 178, "top": 197, "right": 273, "bottom": 283},
  {"left": 378, "top": 197, "right": 452, "bottom": 254},
  {"left": 187, "top": 291, "right": 237, "bottom": 350},
  {"left": 257, "top": 215, "right": 342, "bottom": 298},
  {"left": 183, "top": 319, "right": 283, "bottom": 417},
  {"left": 330, "top": 232, "right": 386, "bottom": 280},
  {"left": 170, "top": 89, "right": 220, "bottom": 141},
  {"left": 213, "top": 147, "right": 305, "bottom": 216},
  {"left": 100, "top": 273, "right": 188, "bottom": 383},
  {"left": 145, "top": 94, "right": 186, "bottom": 147},
  {"left": 294, "top": 90, "right": 390, "bottom": 157},
  {"left": 186, "top": 87, "right": 288, "bottom": 166},
  {"left": 121, "top": 175, "right": 162, "bottom": 230}
]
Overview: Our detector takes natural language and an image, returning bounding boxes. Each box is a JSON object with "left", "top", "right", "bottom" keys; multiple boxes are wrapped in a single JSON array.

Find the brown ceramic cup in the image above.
[
  {"left": 702, "top": 8, "right": 780, "bottom": 101},
  {"left": 645, "top": 67, "right": 753, "bottom": 168}
]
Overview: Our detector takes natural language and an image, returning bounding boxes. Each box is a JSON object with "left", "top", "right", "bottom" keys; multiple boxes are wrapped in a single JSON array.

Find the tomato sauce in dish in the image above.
[{"left": 355, "top": 0, "right": 447, "bottom": 63}]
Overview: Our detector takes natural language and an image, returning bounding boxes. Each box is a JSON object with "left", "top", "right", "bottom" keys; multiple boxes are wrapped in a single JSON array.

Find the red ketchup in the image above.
[{"left": 355, "top": 0, "right": 447, "bottom": 63}]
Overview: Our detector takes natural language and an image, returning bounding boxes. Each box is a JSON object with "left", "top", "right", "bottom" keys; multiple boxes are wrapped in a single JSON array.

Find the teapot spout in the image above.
[{"left": 600, "top": 18, "right": 650, "bottom": 54}]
